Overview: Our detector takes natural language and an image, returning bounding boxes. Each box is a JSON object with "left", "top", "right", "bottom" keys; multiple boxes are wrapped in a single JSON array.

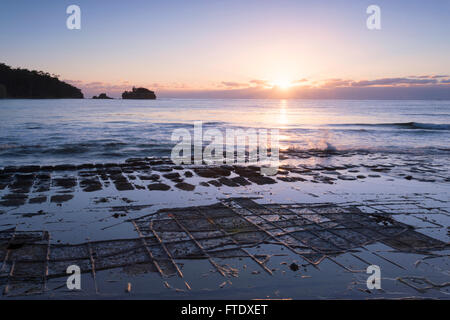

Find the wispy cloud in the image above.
[
  {"left": 320, "top": 78, "right": 352, "bottom": 88},
  {"left": 220, "top": 81, "right": 249, "bottom": 88},
  {"left": 410, "top": 75, "right": 449, "bottom": 79},
  {"left": 249, "top": 79, "right": 271, "bottom": 87},
  {"left": 351, "top": 77, "right": 438, "bottom": 87}
]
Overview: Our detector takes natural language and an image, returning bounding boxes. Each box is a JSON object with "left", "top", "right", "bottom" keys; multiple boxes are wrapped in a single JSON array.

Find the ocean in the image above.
[{"left": 0, "top": 98, "right": 449, "bottom": 167}]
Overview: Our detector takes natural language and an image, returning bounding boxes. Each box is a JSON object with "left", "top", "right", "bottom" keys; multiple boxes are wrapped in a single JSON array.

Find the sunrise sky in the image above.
[{"left": 1, "top": 0, "right": 450, "bottom": 98}]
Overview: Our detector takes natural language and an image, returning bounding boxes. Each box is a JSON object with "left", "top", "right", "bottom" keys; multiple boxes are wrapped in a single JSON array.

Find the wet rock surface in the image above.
[
  {"left": 0, "top": 152, "right": 449, "bottom": 298},
  {"left": 0, "top": 197, "right": 448, "bottom": 298}
]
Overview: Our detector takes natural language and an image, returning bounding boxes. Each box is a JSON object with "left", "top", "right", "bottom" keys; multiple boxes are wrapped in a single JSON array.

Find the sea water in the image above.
[{"left": 0, "top": 98, "right": 449, "bottom": 166}]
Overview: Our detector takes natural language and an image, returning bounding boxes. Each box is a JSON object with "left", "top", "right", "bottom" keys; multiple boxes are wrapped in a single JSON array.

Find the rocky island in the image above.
[
  {"left": 122, "top": 87, "right": 156, "bottom": 99},
  {"left": 92, "top": 93, "right": 113, "bottom": 99},
  {"left": 0, "top": 63, "right": 83, "bottom": 99}
]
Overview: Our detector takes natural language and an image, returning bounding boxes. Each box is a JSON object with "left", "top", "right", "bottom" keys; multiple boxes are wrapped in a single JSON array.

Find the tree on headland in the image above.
[
  {"left": 0, "top": 63, "right": 83, "bottom": 98},
  {"left": 0, "top": 84, "right": 6, "bottom": 98}
]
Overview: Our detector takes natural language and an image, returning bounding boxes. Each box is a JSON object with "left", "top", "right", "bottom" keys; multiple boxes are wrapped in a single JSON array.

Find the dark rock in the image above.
[
  {"left": 139, "top": 174, "right": 160, "bottom": 181},
  {"left": 11, "top": 174, "right": 35, "bottom": 193},
  {"left": 175, "top": 182, "right": 195, "bottom": 191},
  {"left": 152, "top": 166, "right": 173, "bottom": 172},
  {"left": 0, "top": 194, "right": 27, "bottom": 207},
  {"left": 107, "top": 169, "right": 124, "bottom": 177},
  {"left": 16, "top": 165, "right": 40, "bottom": 173},
  {"left": 52, "top": 177, "right": 77, "bottom": 189},
  {"left": 218, "top": 177, "right": 240, "bottom": 187},
  {"left": 163, "top": 172, "right": 181, "bottom": 180},
  {"left": 36, "top": 173, "right": 51, "bottom": 180},
  {"left": 53, "top": 164, "right": 77, "bottom": 171},
  {"left": 207, "top": 180, "right": 222, "bottom": 187},
  {"left": 104, "top": 163, "right": 120, "bottom": 168},
  {"left": 7, "top": 242, "right": 25, "bottom": 250},
  {"left": 110, "top": 173, "right": 134, "bottom": 191},
  {"left": 77, "top": 163, "right": 95, "bottom": 170},
  {"left": 50, "top": 194, "right": 74, "bottom": 203},
  {"left": 80, "top": 178, "right": 102, "bottom": 192},
  {"left": 338, "top": 175, "right": 357, "bottom": 181},
  {"left": 371, "top": 167, "right": 390, "bottom": 172},
  {"left": 247, "top": 176, "right": 277, "bottom": 185},
  {"left": 289, "top": 263, "right": 299, "bottom": 271},
  {"left": 194, "top": 167, "right": 231, "bottom": 178},
  {"left": 147, "top": 183, "right": 171, "bottom": 191},
  {"left": 230, "top": 176, "right": 252, "bottom": 186},
  {"left": 40, "top": 165, "right": 54, "bottom": 171},
  {"left": 34, "top": 174, "right": 51, "bottom": 192},
  {"left": 112, "top": 213, "right": 127, "bottom": 218},
  {"left": 78, "top": 171, "right": 96, "bottom": 177},
  {"left": 277, "top": 176, "right": 306, "bottom": 182},
  {"left": 184, "top": 171, "right": 193, "bottom": 178},
  {"left": 29, "top": 196, "right": 47, "bottom": 204},
  {"left": 149, "top": 159, "right": 164, "bottom": 166},
  {"left": 3, "top": 166, "right": 18, "bottom": 173},
  {"left": 21, "top": 210, "right": 46, "bottom": 218},
  {"left": 234, "top": 166, "right": 260, "bottom": 178},
  {"left": 115, "top": 182, "right": 135, "bottom": 191},
  {"left": 92, "top": 93, "right": 113, "bottom": 99}
]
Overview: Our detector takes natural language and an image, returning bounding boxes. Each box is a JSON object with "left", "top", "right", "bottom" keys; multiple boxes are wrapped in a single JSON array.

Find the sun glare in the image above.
[{"left": 272, "top": 79, "right": 292, "bottom": 89}]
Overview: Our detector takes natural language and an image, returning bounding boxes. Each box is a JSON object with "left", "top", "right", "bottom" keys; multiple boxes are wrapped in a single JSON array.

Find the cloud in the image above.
[
  {"left": 410, "top": 74, "right": 449, "bottom": 79},
  {"left": 321, "top": 78, "right": 352, "bottom": 88},
  {"left": 220, "top": 81, "right": 249, "bottom": 88},
  {"left": 432, "top": 75, "right": 449, "bottom": 79},
  {"left": 293, "top": 78, "right": 308, "bottom": 84},
  {"left": 351, "top": 77, "right": 438, "bottom": 87},
  {"left": 249, "top": 79, "right": 270, "bottom": 87}
]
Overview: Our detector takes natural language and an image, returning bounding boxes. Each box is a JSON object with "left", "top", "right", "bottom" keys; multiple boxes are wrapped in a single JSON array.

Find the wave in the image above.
[
  {"left": 330, "top": 122, "right": 450, "bottom": 131},
  {"left": 0, "top": 144, "right": 17, "bottom": 150},
  {"left": 285, "top": 144, "right": 450, "bottom": 156}
]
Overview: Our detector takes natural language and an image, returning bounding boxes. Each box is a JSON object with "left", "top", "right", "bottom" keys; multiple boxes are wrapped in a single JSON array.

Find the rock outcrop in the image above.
[
  {"left": 122, "top": 87, "right": 156, "bottom": 100},
  {"left": 92, "top": 93, "right": 113, "bottom": 99}
]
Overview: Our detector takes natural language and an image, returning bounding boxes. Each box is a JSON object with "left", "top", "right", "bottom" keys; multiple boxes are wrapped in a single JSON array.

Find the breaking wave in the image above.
[{"left": 330, "top": 122, "right": 450, "bottom": 131}]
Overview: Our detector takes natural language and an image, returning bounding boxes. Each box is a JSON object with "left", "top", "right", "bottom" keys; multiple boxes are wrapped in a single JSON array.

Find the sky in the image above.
[{"left": 1, "top": 0, "right": 449, "bottom": 99}]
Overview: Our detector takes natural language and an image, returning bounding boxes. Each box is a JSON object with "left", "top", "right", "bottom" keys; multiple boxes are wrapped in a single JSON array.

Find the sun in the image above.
[{"left": 272, "top": 79, "right": 292, "bottom": 89}]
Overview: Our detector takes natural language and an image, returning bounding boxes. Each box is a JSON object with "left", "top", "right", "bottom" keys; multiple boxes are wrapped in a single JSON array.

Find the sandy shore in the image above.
[{"left": 0, "top": 150, "right": 449, "bottom": 299}]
